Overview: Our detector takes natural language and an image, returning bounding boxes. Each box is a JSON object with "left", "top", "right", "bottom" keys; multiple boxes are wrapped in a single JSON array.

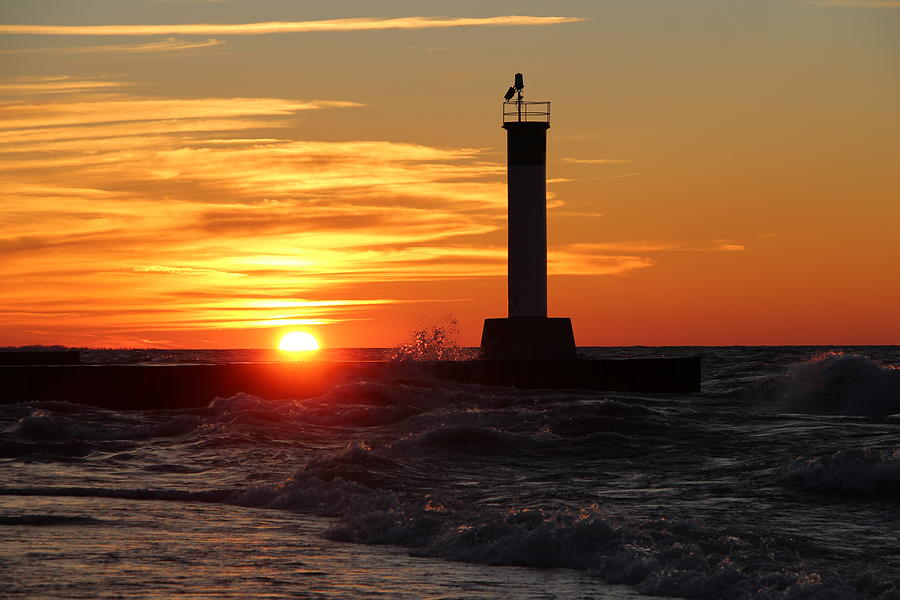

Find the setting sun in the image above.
[{"left": 278, "top": 331, "right": 320, "bottom": 352}]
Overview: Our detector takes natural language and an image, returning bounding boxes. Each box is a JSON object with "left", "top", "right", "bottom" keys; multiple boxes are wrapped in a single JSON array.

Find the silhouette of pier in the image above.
[{"left": 0, "top": 356, "right": 700, "bottom": 409}]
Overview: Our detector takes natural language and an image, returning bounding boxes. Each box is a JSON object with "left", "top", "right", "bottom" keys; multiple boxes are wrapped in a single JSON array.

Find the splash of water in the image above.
[{"left": 387, "top": 316, "right": 475, "bottom": 362}]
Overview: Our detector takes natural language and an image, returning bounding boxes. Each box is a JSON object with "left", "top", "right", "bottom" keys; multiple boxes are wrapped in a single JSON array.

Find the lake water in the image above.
[{"left": 2, "top": 346, "right": 898, "bottom": 599}]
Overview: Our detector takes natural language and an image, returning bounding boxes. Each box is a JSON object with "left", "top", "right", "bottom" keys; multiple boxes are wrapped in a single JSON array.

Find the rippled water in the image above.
[{"left": 2, "top": 346, "right": 899, "bottom": 599}]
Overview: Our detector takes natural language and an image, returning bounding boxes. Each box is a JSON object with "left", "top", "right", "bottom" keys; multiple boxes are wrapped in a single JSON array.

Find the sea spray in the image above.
[{"left": 387, "top": 315, "right": 476, "bottom": 361}]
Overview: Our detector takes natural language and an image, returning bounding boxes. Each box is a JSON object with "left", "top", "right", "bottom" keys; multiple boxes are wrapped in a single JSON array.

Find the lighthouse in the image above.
[{"left": 480, "top": 74, "right": 577, "bottom": 360}]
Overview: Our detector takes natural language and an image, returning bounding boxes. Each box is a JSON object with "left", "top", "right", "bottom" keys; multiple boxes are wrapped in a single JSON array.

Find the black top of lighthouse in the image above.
[{"left": 502, "top": 73, "right": 550, "bottom": 127}]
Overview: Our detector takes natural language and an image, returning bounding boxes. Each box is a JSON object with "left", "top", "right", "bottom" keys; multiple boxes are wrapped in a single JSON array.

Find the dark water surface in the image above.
[{"left": 2, "top": 347, "right": 899, "bottom": 599}]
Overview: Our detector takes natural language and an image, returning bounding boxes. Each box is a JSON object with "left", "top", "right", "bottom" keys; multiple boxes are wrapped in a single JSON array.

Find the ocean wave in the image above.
[
  {"left": 311, "top": 378, "right": 491, "bottom": 410},
  {"left": 3, "top": 467, "right": 894, "bottom": 599},
  {"left": 200, "top": 378, "right": 575, "bottom": 438},
  {"left": 388, "top": 424, "right": 536, "bottom": 457},
  {"left": 779, "top": 354, "right": 900, "bottom": 416},
  {"left": 298, "top": 441, "right": 410, "bottom": 490},
  {"left": 299, "top": 476, "right": 891, "bottom": 600},
  {"left": 548, "top": 413, "right": 662, "bottom": 439},
  {"left": 13, "top": 409, "right": 198, "bottom": 442},
  {"left": 170, "top": 457, "right": 892, "bottom": 600},
  {"left": 780, "top": 448, "right": 900, "bottom": 495},
  {"left": 205, "top": 384, "right": 491, "bottom": 429}
]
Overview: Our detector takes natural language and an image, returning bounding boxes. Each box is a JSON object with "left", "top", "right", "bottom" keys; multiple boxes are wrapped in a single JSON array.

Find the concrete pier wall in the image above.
[{"left": 0, "top": 357, "right": 701, "bottom": 409}]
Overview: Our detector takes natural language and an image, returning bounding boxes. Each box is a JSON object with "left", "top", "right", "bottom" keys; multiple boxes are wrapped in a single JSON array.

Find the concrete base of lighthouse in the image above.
[{"left": 480, "top": 317, "right": 577, "bottom": 360}]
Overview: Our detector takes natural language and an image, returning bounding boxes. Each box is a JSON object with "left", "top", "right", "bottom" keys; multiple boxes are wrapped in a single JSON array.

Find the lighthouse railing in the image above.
[{"left": 502, "top": 101, "right": 550, "bottom": 125}]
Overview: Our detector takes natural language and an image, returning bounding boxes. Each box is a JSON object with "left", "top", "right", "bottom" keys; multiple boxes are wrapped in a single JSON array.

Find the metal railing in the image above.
[{"left": 502, "top": 100, "right": 550, "bottom": 124}]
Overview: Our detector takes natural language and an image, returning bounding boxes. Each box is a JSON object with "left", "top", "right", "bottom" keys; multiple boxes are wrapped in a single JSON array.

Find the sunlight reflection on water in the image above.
[{"left": 1, "top": 495, "right": 659, "bottom": 599}]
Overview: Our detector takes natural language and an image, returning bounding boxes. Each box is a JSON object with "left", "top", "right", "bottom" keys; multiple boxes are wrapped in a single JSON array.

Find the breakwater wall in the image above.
[{"left": 0, "top": 357, "right": 701, "bottom": 409}]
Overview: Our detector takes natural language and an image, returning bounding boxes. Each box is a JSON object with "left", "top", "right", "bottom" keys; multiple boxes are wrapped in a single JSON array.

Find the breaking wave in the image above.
[
  {"left": 224, "top": 467, "right": 889, "bottom": 600},
  {"left": 781, "top": 447, "right": 900, "bottom": 495},
  {"left": 2, "top": 466, "right": 892, "bottom": 599},
  {"left": 779, "top": 353, "right": 900, "bottom": 416}
]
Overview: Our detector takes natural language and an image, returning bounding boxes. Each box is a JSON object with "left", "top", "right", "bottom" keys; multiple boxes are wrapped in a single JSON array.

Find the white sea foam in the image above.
[
  {"left": 2, "top": 470, "right": 885, "bottom": 598},
  {"left": 387, "top": 424, "right": 541, "bottom": 457},
  {"left": 229, "top": 469, "right": 879, "bottom": 600}
]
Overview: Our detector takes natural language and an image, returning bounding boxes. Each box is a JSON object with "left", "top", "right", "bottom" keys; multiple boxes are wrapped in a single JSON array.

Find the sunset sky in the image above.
[{"left": 1, "top": 0, "right": 898, "bottom": 348}]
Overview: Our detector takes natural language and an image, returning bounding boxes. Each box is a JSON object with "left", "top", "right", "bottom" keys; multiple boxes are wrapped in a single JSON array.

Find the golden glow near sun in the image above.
[{"left": 278, "top": 331, "right": 320, "bottom": 352}]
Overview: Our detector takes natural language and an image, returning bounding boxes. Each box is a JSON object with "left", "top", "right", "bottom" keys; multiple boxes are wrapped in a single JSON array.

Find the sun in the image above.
[{"left": 278, "top": 331, "right": 320, "bottom": 352}]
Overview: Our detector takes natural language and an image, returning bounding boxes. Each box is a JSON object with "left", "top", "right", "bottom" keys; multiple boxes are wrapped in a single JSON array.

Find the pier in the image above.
[{"left": 0, "top": 357, "right": 700, "bottom": 409}]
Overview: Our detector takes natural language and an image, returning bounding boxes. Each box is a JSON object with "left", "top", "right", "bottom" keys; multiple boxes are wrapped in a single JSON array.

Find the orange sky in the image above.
[{"left": 1, "top": 1, "right": 898, "bottom": 348}]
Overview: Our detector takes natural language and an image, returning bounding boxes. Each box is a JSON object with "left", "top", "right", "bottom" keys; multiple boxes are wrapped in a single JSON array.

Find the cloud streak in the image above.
[
  {"left": 0, "top": 38, "right": 223, "bottom": 54},
  {"left": 0, "top": 16, "right": 585, "bottom": 36},
  {"left": 0, "top": 97, "right": 360, "bottom": 129},
  {"left": 560, "top": 158, "right": 633, "bottom": 165},
  {"left": 802, "top": 0, "right": 900, "bottom": 6},
  {"left": 0, "top": 76, "right": 127, "bottom": 93}
]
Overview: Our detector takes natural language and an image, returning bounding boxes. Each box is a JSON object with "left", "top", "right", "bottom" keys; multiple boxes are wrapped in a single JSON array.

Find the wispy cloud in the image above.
[
  {"left": 563, "top": 242, "right": 679, "bottom": 253},
  {"left": 0, "top": 96, "right": 359, "bottom": 129},
  {"left": 801, "top": 0, "right": 900, "bottom": 6},
  {"left": 0, "top": 80, "right": 508, "bottom": 339},
  {"left": 560, "top": 157, "right": 633, "bottom": 165},
  {"left": 0, "top": 76, "right": 126, "bottom": 93},
  {"left": 713, "top": 240, "right": 746, "bottom": 252},
  {"left": 563, "top": 241, "right": 746, "bottom": 254},
  {"left": 0, "top": 38, "right": 224, "bottom": 55},
  {"left": 0, "top": 16, "right": 585, "bottom": 36},
  {"left": 550, "top": 247, "right": 655, "bottom": 276}
]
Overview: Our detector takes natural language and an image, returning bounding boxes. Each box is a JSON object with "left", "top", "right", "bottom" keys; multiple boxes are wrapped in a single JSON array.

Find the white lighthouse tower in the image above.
[{"left": 480, "top": 74, "right": 577, "bottom": 360}]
